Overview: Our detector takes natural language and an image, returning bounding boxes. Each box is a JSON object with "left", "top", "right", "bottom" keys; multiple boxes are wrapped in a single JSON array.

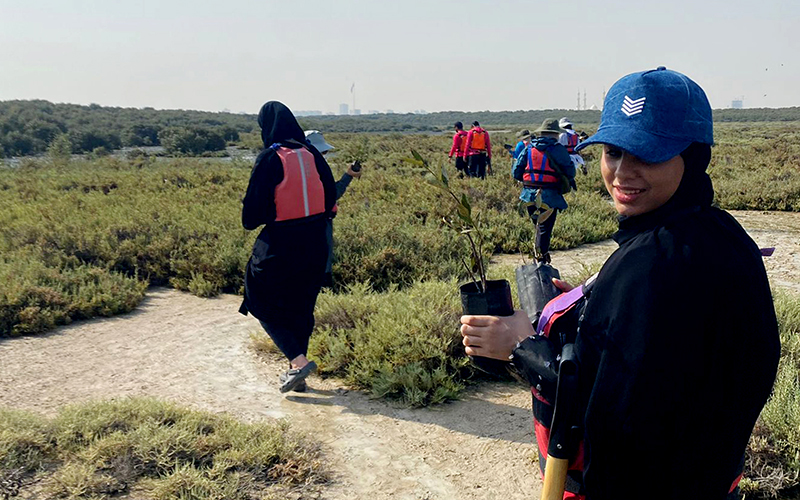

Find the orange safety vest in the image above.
[
  {"left": 523, "top": 147, "right": 560, "bottom": 187},
  {"left": 273, "top": 146, "right": 326, "bottom": 222},
  {"left": 471, "top": 129, "right": 487, "bottom": 151},
  {"left": 458, "top": 130, "right": 469, "bottom": 156},
  {"left": 565, "top": 132, "right": 579, "bottom": 154}
]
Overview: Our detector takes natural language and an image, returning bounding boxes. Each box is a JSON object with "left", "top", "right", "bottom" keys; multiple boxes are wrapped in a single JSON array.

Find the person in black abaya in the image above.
[
  {"left": 239, "top": 101, "right": 336, "bottom": 393},
  {"left": 459, "top": 68, "right": 780, "bottom": 499}
]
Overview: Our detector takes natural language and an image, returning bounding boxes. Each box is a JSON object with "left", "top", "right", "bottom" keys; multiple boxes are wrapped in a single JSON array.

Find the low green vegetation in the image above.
[
  {"left": 709, "top": 124, "right": 800, "bottom": 210},
  {"left": 2, "top": 122, "right": 800, "bottom": 496},
  {"left": 0, "top": 398, "right": 324, "bottom": 499},
  {"left": 742, "top": 289, "right": 800, "bottom": 497},
  {"left": 0, "top": 134, "right": 616, "bottom": 336}
]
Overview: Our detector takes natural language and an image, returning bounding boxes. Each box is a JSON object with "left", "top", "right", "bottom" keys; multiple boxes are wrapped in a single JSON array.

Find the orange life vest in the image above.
[
  {"left": 523, "top": 147, "right": 560, "bottom": 187},
  {"left": 471, "top": 129, "right": 487, "bottom": 151},
  {"left": 273, "top": 146, "right": 326, "bottom": 222},
  {"left": 565, "top": 131, "right": 579, "bottom": 154},
  {"left": 458, "top": 130, "right": 469, "bottom": 156}
]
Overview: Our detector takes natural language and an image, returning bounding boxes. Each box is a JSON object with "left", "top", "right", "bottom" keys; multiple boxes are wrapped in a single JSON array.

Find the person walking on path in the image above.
[
  {"left": 513, "top": 119, "right": 575, "bottom": 262},
  {"left": 304, "top": 130, "right": 363, "bottom": 287},
  {"left": 559, "top": 117, "right": 587, "bottom": 175},
  {"left": 448, "top": 121, "right": 469, "bottom": 177},
  {"left": 239, "top": 102, "right": 336, "bottom": 394},
  {"left": 460, "top": 67, "right": 780, "bottom": 499},
  {"left": 464, "top": 121, "right": 492, "bottom": 179}
]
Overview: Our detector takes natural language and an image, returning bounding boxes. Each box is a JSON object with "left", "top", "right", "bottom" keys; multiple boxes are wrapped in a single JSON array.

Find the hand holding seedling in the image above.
[
  {"left": 346, "top": 161, "right": 363, "bottom": 178},
  {"left": 460, "top": 310, "right": 535, "bottom": 360}
]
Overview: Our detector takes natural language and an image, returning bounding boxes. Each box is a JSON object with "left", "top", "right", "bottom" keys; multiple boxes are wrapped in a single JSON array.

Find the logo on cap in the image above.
[{"left": 621, "top": 95, "right": 646, "bottom": 117}]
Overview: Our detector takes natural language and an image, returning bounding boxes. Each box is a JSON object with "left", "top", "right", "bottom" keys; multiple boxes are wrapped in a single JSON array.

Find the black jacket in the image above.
[{"left": 575, "top": 163, "right": 780, "bottom": 499}]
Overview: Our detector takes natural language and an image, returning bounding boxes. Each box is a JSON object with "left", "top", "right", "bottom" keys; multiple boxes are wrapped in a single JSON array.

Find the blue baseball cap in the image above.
[{"left": 575, "top": 67, "right": 713, "bottom": 164}]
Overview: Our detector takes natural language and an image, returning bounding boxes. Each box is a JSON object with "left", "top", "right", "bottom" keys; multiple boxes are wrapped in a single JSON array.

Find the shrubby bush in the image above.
[
  {"left": 159, "top": 126, "right": 226, "bottom": 155},
  {"left": 0, "top": 250, "right": 146, "bottom": 336},
  {"left": 742, "top": 289, "right": 800, "bottom": 497},
  {"left": 710, "top": 124, "right": 800, "bottom": 210},
  {"left": 0, "top": 398, "right": 324, "bottom": 499}
]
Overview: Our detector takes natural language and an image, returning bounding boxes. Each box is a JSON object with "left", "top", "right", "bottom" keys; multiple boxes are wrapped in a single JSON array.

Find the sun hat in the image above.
[
  {"left": 534, "top": 119, "right": 564, "bottom": 135},
  {"left": 304, "top": 130, "right": 334, "bottom": 153},
  {"left": 575, "top": 66, "right": 713, "bottom": 164},
  {"left": 558, "top": 117, "right": 573, "bottom": 129},
  {"left": 516, "top": 129, "right": 531, "bottom": 139}
]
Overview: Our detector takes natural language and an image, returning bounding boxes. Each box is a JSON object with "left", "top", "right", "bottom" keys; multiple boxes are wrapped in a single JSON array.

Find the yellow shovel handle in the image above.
[{"left": 541, "top": 455, "right": 569, "bottom": 500}]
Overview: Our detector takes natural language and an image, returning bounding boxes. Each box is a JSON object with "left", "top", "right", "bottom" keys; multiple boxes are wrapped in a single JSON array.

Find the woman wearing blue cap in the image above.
[{"left": 460, "top": 68, "right": 780, "bottom": 499}]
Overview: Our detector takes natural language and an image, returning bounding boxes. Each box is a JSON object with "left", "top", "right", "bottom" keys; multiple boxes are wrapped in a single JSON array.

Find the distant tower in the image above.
[
  {"left": 339, "top": 103, "right": 349, "bottom": 115},
  {"left": 577, "top": 91, "right": 581, "bottom": 110},
  {"left": 731, "top": 96, "right": 744, "bottom": 109},
  {"left": 601, "top": 88, "right": 606, "bottom": 109},
  {"left": 583, "top": 90, "right": 587, "bottom": 111}
]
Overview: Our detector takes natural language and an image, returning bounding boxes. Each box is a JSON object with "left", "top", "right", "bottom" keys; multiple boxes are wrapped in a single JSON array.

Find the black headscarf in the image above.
[{"left": 257, "top": 101, "right": 305, "bottom": 148}]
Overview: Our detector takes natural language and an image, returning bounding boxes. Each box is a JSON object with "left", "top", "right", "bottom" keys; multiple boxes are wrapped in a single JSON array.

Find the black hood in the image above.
[{"left": 257, "top": 101, "right": 305, "bottom": 148}]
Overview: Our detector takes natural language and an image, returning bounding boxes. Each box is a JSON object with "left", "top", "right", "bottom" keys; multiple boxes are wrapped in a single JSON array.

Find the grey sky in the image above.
[{"left": 1, "top": 0, "right": 798, "bottom": 113}]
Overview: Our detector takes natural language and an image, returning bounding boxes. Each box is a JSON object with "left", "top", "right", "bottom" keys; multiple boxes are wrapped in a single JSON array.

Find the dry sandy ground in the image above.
[{"left": 1, "top": 211, "right": 799, "bottom": 499}]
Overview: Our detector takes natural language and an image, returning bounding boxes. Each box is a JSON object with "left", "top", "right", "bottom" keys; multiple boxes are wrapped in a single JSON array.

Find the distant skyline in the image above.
[{"left": 1, "top": 0, "right": 798, "bottom": 114}]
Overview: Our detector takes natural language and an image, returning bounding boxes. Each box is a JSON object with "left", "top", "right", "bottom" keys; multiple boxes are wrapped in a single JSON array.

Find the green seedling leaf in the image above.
[
  {"left": 411, "top": 149, "right": 426, "bottom": 165},
  {"left": 456, "top": 201, "right": 471, "bottom": 225},
  {"left": 424, "top": 173, "right": 448, "bottom": 192},
  {"left": 538, "top": 207, "right": 555, "bottom": 225}
]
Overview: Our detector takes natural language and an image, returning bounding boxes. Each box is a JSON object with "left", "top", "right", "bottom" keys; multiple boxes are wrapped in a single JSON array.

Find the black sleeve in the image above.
[
  {"left": 335, "top": 173, "right": 354, "bottom": 201},
  {"left": 241, "top": 149, "right": 283, "bottom": 230},
  {"left": 310, "top": 148, "right": 337, "bottom": 213}
]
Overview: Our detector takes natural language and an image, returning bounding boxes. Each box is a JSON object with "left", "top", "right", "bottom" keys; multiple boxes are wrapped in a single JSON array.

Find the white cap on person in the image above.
[{"left": 304, "top": 130, "right": 335, "bottom": 153}]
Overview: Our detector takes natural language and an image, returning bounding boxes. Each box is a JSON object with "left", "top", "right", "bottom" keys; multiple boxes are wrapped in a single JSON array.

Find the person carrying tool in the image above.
[
  {"left": 304, "top": 130, "right": 363, "bottom": 288},
  {"left": 448, "top": 121, "right": 470, "bottom": 177},
  {"left": 558, "top": 117, "right": 587, "bottom": 175},
  {"left": 460, "top": 67, "right": 780, "bottom": 499},
  {"left": 464, "top": 120, "right": 492, "bottom": 179},
  {"left": 239, "top": 102, "right": 336, "bottom": 394},
  {"left": 513, "top": 119, "right": 576, "bottom": 263}
]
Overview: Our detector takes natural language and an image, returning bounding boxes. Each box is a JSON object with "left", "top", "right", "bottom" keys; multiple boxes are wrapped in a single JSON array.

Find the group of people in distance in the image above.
[
  {"left": 450, "top": 116, "right": 588, "bottom": 261},
  {"left": 448, "top": 120, "right": 493, "bottom": 178},
  {"left": 239, "top": 67, "right": 780, "bottom": 500}
]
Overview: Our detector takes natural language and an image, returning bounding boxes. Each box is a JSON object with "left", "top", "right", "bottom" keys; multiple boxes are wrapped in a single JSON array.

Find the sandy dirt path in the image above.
[{"left": 1, "top": 211, "right": 799, "bottom": 499}]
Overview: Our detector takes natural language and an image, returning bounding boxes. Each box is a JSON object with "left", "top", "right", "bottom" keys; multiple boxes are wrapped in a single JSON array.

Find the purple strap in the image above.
[
  {"left": 760, "top": 247, "right": 775, "bottom": 257},
  {"left": 536, "top": 285, "right": 585, "bottom": 335}
]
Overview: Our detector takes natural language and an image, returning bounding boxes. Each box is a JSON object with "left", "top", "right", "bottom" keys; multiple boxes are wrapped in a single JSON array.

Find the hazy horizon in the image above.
[{"left": 2, "top": 0, "right": 798, "bottom": 114}]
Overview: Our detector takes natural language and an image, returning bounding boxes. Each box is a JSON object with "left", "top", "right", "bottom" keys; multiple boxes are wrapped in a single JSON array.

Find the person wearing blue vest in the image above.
[
  {"left": 239, "top": 101, "right": 337, "bottom": 393},
  {"left": 513, "top": 119, "right": 576, "bottom": 262},
  {"left": 460, "top": 67, "right": 780, "bottom": 499},
  {"left": 509, "top": 129, "right": 532, "bottom": 175}
]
